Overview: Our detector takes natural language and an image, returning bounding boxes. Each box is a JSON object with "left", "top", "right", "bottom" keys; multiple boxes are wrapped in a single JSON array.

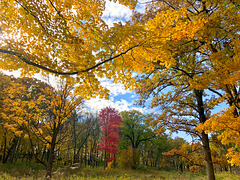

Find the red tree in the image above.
[{"left": 98, "top": 107, "right": 122, "bottom": 164}]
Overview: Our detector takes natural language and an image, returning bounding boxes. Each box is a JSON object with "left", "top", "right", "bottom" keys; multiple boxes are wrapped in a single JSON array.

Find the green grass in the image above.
[
  {"left": 0, "top": 162, "right": 45, "bottom": 179},
  {"left": 0, "top": 163, "right": 239, "bottom": 179}
]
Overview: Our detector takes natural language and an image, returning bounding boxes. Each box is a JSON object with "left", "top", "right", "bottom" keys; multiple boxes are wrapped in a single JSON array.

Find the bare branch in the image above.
[{"left": 208, "top": 88, "right": 223, "bottom": 97}]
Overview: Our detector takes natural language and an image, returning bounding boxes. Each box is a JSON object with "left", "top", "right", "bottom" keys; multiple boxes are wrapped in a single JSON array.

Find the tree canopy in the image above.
[{"left": 0, "top": 0, "right": 140, "bottom": 99}]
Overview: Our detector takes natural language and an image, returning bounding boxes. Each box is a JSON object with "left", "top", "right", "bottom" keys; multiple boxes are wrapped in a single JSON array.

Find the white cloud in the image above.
[
  {"left": 82, "top": 77, "right": 146, "bottom": 114},
  {"left": 1, "top": 69, "right": 22, "bottom": 77},
  {"left": 84, "top": 97, "right": 130, "bottom": 113},
  {"left": 84, "top": 96, "right": 144, "bottom": 114},
  {"left": 135, "top": 0, "right": 147, "bottom": 14},
  {"left": 0, "top": 69, "right": 63, "bottom": 90},
  {"left": 84, "top": 77, "right": 134, "bottom": 113},
  {"left": 99, "top": 77, "right": 130, "bottom": 96},
  {"left": 102, "top": 0, "right": 132, "bottom": 26},
  {"left": 102, "top": 0, "right": 148, "bottom": 27},
  {"left": 130, "top": 94, "right": 137, "bottom": 98}
]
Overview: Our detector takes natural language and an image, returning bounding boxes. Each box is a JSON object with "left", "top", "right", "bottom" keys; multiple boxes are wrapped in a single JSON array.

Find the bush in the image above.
[
  {"left": 118, "top": 146, "right": 140, "bottom": 169},
  {"left": 136, "top": 164, "right": 148, "bottom": 171}
]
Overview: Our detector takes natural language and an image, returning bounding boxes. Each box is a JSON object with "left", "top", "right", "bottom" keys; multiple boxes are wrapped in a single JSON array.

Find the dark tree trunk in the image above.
[
  {"left": 84, "top": 144, "right": 87, "bottom": 167},
  {"left": 194, "top": 89, "right": 215, "bottom": 180},
  {"left": 132, "top": 148, "right": 138, "bottom": 169},
  {"left": 45, "top": 145, "right": 55, "bottom": 180},
  {"left": 45, "top": 130, "right": 57, "bottom": 180},
  {"left": 13, "top": 137, "right": 22, "bottom": 163},
  {"left": 41, "top": 146, "right": 47, "bottom": 162},
  {"left": 72, "top": 114, "right": 77, "bottom": 163},
  {"left": 104, "top": 151, "right": 107, "bottom": 169},
  {"left": 3, "top": 136, "right": 19, "bottom": 163},
  {"left": 2, "top": 131, "right": 7, "bottom": 163},
  {"left": 202, "top": 132, "right": 215, "bottom": 180}
]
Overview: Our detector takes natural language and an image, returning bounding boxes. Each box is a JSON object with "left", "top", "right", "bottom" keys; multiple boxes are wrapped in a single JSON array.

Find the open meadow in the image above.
[{"left": 0, "top": 163, "right": 239, "bottom": 180}]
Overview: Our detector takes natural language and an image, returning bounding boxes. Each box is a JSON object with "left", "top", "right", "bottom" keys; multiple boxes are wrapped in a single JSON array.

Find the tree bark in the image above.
[
  {"left": 72, "top": 115, "right": 77, "bottom": 163},
  {"left": 45, "top": 145, "right": 55, "bottom": 180},
  {"left": 3, "top": 136, "right": 19, "bottom": 163},
  {"left": 104, "top": 151, "right": 107, "bottom": 169},
  {"left": 132, "top": 148, "right": 138, "bottom": 169},
  {"left": 202, "top": 132, "right": 215, "bottom": 180},
  {"left": 13, "top": 136, "right": 22, "bottom": 163},
  {"left": 2, "top": 131, "right": 7, "bottom": 163},
  {"left": 45, "top": 130, "right": 57, "bottom": 180},
  {"left": 194, "top": 89, "right": 215, "bottom": 180}
]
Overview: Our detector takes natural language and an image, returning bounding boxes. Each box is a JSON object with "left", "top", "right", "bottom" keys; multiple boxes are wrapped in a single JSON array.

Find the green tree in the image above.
[
  {"left": 119, "top": 110, "right": 155, "bottom": 169},
  {"left": 151, "top": 134, "right": 172, "bottom": 169}
]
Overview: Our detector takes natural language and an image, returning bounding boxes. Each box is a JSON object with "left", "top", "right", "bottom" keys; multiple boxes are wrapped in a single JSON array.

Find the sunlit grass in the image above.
[{"left": 0, "top": 163, "right": 239, "bottom": 179}]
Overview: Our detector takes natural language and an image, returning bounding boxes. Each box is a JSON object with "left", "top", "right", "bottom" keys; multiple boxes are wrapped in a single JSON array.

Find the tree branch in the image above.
[
  {"left": 0, "top": 44, "right": 140, "bottom": 75},
  {"left": 208, "top": 88, "right": 223, "bottom": 97}
]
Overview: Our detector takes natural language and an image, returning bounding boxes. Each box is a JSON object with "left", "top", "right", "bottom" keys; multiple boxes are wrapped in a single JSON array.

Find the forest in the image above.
[{"left": 0, "top": 0, "right": 240, "bottom": 180}]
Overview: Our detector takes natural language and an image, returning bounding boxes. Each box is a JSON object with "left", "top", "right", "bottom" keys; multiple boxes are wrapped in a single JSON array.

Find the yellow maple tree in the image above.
[
  {"left": 1, "top": 76, "right": 83, "bottom": 178},
  {"left": 0, "top": 0, "right": 143, "bottom": 99}
]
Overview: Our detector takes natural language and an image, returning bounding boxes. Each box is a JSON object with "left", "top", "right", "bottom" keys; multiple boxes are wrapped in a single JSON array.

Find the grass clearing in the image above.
[{"left": 0, "top": 163, "right": 239, "bottom": 179}]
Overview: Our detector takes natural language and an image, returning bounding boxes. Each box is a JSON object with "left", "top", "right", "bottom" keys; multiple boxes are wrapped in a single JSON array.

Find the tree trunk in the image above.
[
  {"left": 202, "top": 132, "right": 215, "bottom": 180},
  {"left": 194, "top": 89, "right": 215, "bottom": 180},
  {"left": 41, "top": 146, "right": 47, "bottom": 162},
  {"left": 104, "top": 151, "right": 107, "bottom": 169},
  {"left": 13, "top": 137, "right": 22, "bottom": 163},
  {"left": 2, "top": 131, "right": 7, "bottom": 163},
  {"left": 3, "top": 136, "right": 19, "bottom": 163},
  {"left": 132, "top": 148, "right": 138, "bottom": 169},
  {"left": 96, "top": 149, "right": 99, "bottom": 167},
  {"left": 72, "top": 114, "right": 77, "bottom": 163},
  {"left": 45, "top": 145, "right": 55, "bottom": 180},
  {"left": 45, "top": 131, "right": 57, "bottom": 179},
  {"left": 84, "top": 144, "right": 87, "bottom": 167}
]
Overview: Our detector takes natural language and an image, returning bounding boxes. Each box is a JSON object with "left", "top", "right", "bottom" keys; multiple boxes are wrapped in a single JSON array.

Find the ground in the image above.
[{"left": 0, "top": 163, "right": 239, "bottom": 180}]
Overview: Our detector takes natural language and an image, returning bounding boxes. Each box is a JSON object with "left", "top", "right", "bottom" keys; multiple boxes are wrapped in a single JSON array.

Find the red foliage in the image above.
[{"left": 98, "top": 107, "right": 122, "bottom": 162}]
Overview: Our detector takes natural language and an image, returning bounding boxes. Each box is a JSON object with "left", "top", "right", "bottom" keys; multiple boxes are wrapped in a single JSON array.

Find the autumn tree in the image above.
[
  {"left": 1, "top": 77, "right": 83, "bottom": 179},
  {"left": 163, "top": 140, "right": 205, "bottom": 173},
  {"left": 98, "top": 107, "right": 121, "bottom": 169},
  {"left": 0, "top": 73, "right": 51, "bottom": 163},
  {"left": 0, "top": 0, "right": 139, "bottom": 172},
  {"left": 0, "top": 73, "right": 15, "bottom": 163},
  {"left": 0, "top": 0, "right": 142, "bottom": 100},
  {"left": 36, "top": 81, "right": 83, "bottom": 179},
  {"left": 192, "top": 1, "right": 240, "bottom": 167}
]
